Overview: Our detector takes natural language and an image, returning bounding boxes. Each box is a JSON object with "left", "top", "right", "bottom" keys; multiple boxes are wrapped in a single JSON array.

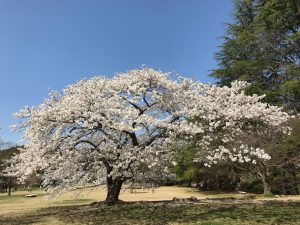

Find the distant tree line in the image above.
[
  {"left": 0, "top": 138, "right": 14, "bottom": 150},
  {"left": 0, "top": 147, "right": 19, "bottom": 195},
  {"left": 0, "top": 146, "right": 43, "bottom": 195}
]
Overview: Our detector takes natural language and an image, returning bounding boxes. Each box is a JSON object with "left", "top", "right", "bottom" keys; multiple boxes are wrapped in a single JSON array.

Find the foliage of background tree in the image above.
[
  {"left": 211, "top": 0, "right": 300, "bottom": 111},
  {"left": 174, "top": 148, "right": 241, "bottom": 192},
  {"left": 0, "top": 146, "right": 19, "bottom": 195},
  {"left": 211, "top": 0, "right": 300, "bottom": 194},
  {"left": 175, "top": 0, "right": 300, "bottom": 195}
]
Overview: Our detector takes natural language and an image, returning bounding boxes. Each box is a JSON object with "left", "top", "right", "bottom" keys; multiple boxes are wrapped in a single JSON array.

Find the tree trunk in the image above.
[
  {"left": 258, "top": 161, "right": 272, "bottom": 195},
  {"left": 234, "top": 176, "right": 241, "bottom": 193},
  {"left": 104, "top": 176, "right": 123, "bottom": 205},
  {"left": 261, "top": 175, "right": 272, "bottom": 195},
  {"left": 290, "top": 164, "right": 299, "bottom": 195},
  {"left": 202, "top": 179, "right": 207, "bottom": 191},
  {"left": 215, "top": 174, "right": 220, "bottom": 192},
  {"left": 8, "top": 185, "right": 11, "bottom": 196},
  {"left": 7, "top": 177, "right": 11, "bottom": 196}
]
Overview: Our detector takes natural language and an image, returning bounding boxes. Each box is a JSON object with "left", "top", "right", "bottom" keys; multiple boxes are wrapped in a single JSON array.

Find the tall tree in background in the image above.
[
  {"left": 212, "top": 0, "right": 300, "bottom": 111},
  {"left": 210, "top": 0, "right": 300, "bottom": 194}
]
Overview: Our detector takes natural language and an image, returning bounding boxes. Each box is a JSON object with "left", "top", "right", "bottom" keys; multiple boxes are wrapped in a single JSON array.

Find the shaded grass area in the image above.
[
  {"left": 0, "top": 202, "right": 299, "bottom": 225},
  {"left": 54, "top": 198, "right": 93, "bottom": 205},
  {"left": 0, "top": 195, "right": 25, "bottom": 204}
]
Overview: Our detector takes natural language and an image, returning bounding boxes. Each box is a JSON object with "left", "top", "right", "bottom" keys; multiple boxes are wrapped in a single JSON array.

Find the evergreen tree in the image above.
[
  {"left": 209, "top": 0, "right": 300, "bottom": 195},
  {"left": 212, "top": 0, "right": 300, "bottom": 111}
]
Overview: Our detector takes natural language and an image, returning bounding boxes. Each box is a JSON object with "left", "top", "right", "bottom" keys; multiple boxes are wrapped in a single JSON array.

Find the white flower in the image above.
[{"left": 8, "top": 68, "right": 291, "bottom": 198}]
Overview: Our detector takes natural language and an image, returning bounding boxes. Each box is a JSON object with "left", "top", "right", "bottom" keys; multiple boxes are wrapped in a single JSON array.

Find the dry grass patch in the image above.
[{"left": 0, "top": 186, "right": 300, "bottom": 224}]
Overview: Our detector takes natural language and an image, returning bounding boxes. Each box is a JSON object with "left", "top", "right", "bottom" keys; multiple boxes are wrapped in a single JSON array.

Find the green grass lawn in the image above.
[
  {"left": 0, "top": 201, "right": 299, "bottom": 225},
  {"left": 0, "top": 187, "right": 299, "bottom": 224}
]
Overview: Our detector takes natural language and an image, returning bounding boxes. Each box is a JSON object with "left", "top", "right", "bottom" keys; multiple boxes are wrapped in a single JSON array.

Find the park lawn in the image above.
[
  {"left": 0, "top": 186, "right": 243, "bottom": 216},
  {"left": 0, "top": 186, "right": 300, "bottom": 224},
  {"left": 0, "top": 201, "right": 299, "bottom": 225}
]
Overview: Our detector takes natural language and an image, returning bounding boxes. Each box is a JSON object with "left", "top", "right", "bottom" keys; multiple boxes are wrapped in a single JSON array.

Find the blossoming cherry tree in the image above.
[{"left": 9, "top": 68, "right": 290, "bottom": 205}]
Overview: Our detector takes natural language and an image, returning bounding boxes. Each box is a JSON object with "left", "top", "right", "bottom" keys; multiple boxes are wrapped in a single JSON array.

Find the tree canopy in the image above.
[{"left": 7, "top": 68, "right": 291, "bottom": 204}]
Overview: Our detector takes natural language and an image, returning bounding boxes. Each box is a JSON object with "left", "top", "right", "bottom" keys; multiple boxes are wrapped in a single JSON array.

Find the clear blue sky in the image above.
[{"left": 0, "top": 0, "right": 233, "bottom": 144}]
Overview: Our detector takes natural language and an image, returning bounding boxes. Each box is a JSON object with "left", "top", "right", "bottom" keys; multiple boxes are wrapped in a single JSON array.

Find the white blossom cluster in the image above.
[
  {"left": 203, "top": 145, "right": 271, "bottom": 167},
  {"left": 7, "top": 68, "right": 291, "bottom": 195}
]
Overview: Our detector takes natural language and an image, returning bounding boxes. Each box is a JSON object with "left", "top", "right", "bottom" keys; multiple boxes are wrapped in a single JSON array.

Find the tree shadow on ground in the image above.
[{"left": 0, "top": 202, "right": 299, "bottom": 225}]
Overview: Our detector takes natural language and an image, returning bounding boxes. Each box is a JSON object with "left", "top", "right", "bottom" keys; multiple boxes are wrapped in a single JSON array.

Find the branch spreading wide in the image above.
[{"left": 7, "top": 68, "right": 291, "bottom": 195}]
